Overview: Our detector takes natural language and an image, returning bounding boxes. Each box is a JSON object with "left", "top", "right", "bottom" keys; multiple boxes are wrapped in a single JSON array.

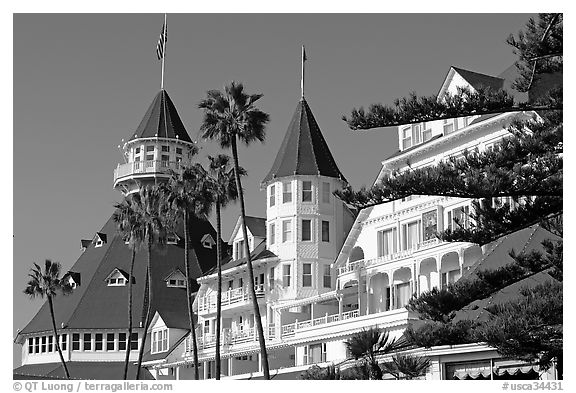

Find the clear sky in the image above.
[{"left": 13, "top": 13, "right": 534, "bottom": 366}]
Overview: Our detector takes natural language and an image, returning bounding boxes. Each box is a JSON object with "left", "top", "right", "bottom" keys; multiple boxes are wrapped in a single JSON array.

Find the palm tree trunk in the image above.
[
  {"left": 123, "top": 249, "right": 136, "bottom": 380},
  {"left": 48, "top": 295, "right": 71, "bottom": 379},
  {"left": 215, "top": 201, "right": 222, "bottom": 379},
  {"left": 184, "top": 210, "right": 200, "bottom": 380},
  {"left": 231, "top": 137, "right": 270, "bottom": 379},
  {"left": 136, "top": 241, "right": 153, "bottom": 380}
]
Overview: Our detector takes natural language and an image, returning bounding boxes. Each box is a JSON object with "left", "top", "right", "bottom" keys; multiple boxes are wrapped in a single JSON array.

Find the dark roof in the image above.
[
  {"left": 453, "top": 269, "right": 558, "bottom": 323},
  {"left": 63, "top": 271, "right": 81, "bottom": 286},
  {"left": 464, "top": 224, "right": 560, "bottom": 279},
  {"left": 262, "top": 98, "right": 346, "bottom": 184},
  {"left": 13, "top": 362, "right": 154, "bottom": 380},
  {"left": 18, "top": 213, "right": 219, "bottom": 336},
  {"left": 384, "top": 134, "right": 442, "bottom": 161},
  {"left": 80, "top": 239, "right": 91, "bottom": 249},
  {"left": 129, "top": 90, "right": 192, "bottom": 143},
  {"left": 244, "top": 216, "right": 266, "bottom": 238},
  {"left": 95, "top": 232, "right": 107, "bottom": 243},
  {"left": 205, "top": 239, "right": 277, "bottom": 275},
  {"left": 452, "top": 66, "right": 505, "bottom": 91}
]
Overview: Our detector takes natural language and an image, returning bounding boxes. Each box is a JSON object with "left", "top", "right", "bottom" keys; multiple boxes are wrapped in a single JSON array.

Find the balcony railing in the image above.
[
  {"left": 113, "top": 160, "right": 185, "bottom": 183},
  {"left": 338, "top": 238, "right": 443, "bottom": 276},
  {"left": 281, "top": 309, "right": 360, "bottom": 338},
  {"left": 198, "top": 284, "right": 265, "bottom": 313}
]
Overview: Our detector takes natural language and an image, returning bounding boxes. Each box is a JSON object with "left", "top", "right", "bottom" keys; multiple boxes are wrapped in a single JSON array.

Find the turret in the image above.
[{"left": 113, "top": 90, "right": 196, "bottom": 195}]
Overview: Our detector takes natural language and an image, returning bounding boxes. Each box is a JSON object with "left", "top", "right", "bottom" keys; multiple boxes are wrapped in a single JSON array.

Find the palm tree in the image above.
[
  {"left": 199, "top": 81, "right": 271, "bottom": 378},
  {"left": 344, "top": 328, "right": 397, "bottom": 380},
  {"left": 381, "top": 354, "right": 431, "bottom": 380},
  {"left": 24, "top": 259, "right": 73, "bottom": 379},
  {"left": 168, "top": 167, "right": 214, "bottom": 380},
  {"left": 129, "top": 184, "right": 170, "bottom": 380},
  {"left": 196, "top": 154, "right": 246, "bottom": 379},
  {"left": 113, "top": 197, "right": 145, "bottom": 380}
]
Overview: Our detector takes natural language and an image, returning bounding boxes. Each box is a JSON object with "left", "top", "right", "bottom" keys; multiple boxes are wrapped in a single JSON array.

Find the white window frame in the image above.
[
  {"left": 302, "top": 181, "right": 313, "bottom": 202},
  {"left": 322, "top": 182, "right": 330, "bottom": 204},
  {"left": 269, "top": 223, "right": 275, "bottom": 245},
  {"left": 283, "top": 182, "right": 292, "bottom": 203},
  {"left": 377, "top": 227, "right": 398, "bottom": 257},
  {"left": 283, "top": 264, "right": 292, "bottom": 287},
  {"left": 282, "top": 219, "right": 292, "bottom": 243},
  {"left": 152, "top": 328, "right": 169, "bottom": 354},
  {"left": 301, "top": 219, "right": 312, "bottom": 242},
  {"left": 269, "top": 185, "right": 276, "bottom": 207},
  {"left": 302, "top": 263, "right": 312, "bottom": 287},
  {"left": 323, "top": 265, "right": 331, "bottom": 288},
  {"left": 321, "top": 220, "right": 330, "bottom": 243},
  {"left": 401, "top": 126, "right": 412, "bottom": 149}
]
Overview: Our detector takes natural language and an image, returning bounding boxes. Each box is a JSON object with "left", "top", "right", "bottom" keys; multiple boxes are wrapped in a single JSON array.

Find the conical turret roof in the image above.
[
  {"left": 129, "top": 90, "right": 192, "bottom": 143},
  {"left": 262, "top": 98, "right": 346, "bottom": 184}
]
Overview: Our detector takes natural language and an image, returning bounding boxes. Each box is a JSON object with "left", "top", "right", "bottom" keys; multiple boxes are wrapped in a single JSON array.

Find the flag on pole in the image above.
[
  {"left": 156, "top": 22, "right": 168, "bottom": 60},
  {"left": 303, "top": 46, "right": 307, "bottom": 62}
]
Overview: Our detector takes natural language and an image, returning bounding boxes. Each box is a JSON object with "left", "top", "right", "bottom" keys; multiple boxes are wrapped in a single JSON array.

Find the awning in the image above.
[{"left": 273, "top": 291, "right": 339, "bottom": 311}]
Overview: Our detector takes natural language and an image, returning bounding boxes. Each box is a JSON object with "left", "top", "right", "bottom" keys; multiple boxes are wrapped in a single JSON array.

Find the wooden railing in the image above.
[
  {"left": 198, "top": 284, "right": 265, "bottom": 313},
  {"left": 114, "top": 160, "right": 185, "bottom": 183},
  {"left": 280, "top": 309, "right": 360, "bottom": 338}
]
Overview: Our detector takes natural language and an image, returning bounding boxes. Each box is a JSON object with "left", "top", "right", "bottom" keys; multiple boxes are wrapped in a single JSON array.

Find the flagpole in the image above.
[
  {"left": 301, "top": 45, "right": 305, "bottom": 98},
  {"left": 161, "top": 13, "right": 167, "bottom": 90}
]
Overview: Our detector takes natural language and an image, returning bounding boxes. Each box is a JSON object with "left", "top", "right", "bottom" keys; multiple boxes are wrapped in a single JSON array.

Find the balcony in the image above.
[
  {"left": 197, "top": 284, "right": 266, "bottom": 314},
  {"left": 281, "top": 309, "right": 360, "bottom": 338},
  {"left": 338, "top": 238, "right": 443, "bottom": 278},
  {"left": 113, "top": 160, "right": 185, "bottom": 184}
]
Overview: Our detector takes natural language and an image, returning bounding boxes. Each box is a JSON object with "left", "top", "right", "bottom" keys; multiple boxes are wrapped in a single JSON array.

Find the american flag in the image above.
[{"left": 156, "top": 22, "right": 168, "bottom": 60}]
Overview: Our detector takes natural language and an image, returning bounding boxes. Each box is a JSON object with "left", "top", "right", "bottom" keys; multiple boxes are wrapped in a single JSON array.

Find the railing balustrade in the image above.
[
  {"left": 198, "top": 284, "right": 266, "bottom": 313},
  {"left": 114, "top": 160, "right": 185, "bottom": 182}
]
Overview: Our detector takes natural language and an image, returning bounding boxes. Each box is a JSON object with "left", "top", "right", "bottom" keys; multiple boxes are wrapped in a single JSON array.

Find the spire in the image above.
[
  {"left": 128, "top": 90, "right": 192, "bottom": 143},
  {"left": 262, "top": 99, "right": 346, "bottom": 185},
  {"left": 301, "top": 45, "right": 307, "bottom": 98}
]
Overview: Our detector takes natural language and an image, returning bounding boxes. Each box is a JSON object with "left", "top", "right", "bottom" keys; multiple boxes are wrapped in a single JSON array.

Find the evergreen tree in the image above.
[{"left": 337, "top": 13, "right": 563, "bottom": 377}]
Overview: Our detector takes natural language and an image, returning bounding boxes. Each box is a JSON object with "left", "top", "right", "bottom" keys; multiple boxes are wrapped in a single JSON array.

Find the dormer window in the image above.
[
  {"left": 164, "top": 268, "right": 187, "bottom": 288},
  {"left": 105, "top": 268, "right": 130, "bottom": 287},
  {"left": 201, "top": 234, "right": 216, "bottom": 249},
  {"left": 235, "top": 240, "right": 246, "bottom": 259},
  {"left": 151, "top": 328, "right": 168, "bottom": 354},
  {"left": 93, "top": 233, "right": 107, "bottom": 248},
  {"left": 443, "top": 119, "right": 455, "bottom": 135},
  {"left": 80, "top": 239, "right": 91, "bottom": 251},
  {"left": 63, "top": 272, "right": 81, "bottom": 289}
]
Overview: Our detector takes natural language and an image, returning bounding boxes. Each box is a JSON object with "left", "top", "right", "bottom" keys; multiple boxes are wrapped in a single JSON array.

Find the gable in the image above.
[{"left": 200, "top": 234, "right": 216, "bottom": 249}]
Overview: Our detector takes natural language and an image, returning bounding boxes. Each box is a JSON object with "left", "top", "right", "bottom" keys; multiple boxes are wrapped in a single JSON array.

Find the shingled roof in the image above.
[
  {"left": 452, "top": 66, "right": 505, "bottom": 92},
  {"left": 13, "top": 361, "right": 154, "bottom": 380},
  {"left": 17, "top": 212, "right": 219, "bottom": 336},
  {"left": 129, "top": 89, "right": 193, "bottom": 143},
  {"left": 262, "top": 98, "right": 346, "bottom": 184}
]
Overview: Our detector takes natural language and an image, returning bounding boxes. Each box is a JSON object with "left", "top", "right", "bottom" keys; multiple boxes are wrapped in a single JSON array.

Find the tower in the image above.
[
  {"left": 113, "top": 90, "right": 197, "bottom": 195},
  {"left": 262, "top": 97, "right": 353, "bottom": 301}
]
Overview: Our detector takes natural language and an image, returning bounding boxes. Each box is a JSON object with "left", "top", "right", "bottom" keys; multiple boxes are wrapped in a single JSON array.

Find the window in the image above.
[
  {"left": 176, "top": 147, "right": 182, "bottom": 155},
  {"left": 118, "top": 333, "right": 127, "bottom": 351},
  {"left": 402, "top": 221, "right": 420, "bottom": 250},
  {"left": 422, "top": 127, "right": 433, "bottom": 142},
  {"left": 239, "top": 277, "right": 243, "bottom": 288},
  {"left": 395, "top": 282, "right": 411, "bottom": 308},
  {"left": 130, "top": 333, "right": 138, "bottom": 350},
  {"left": 443, "top": 119, "right": 454, "bottom": 135},
  {"left": 28, "top": 338, "right": 34, "bottom": 354},
  {"left": 95, "top": 333, "right": 103, "bottom": 351},
  {"left": 321, "top": 221, "right": 330, "bottom": 242},
  {"left": 283, "top": 265, "right": 291, "bottom": 287},
  {"left": 201, "top": 234, "right": 215, "bottom": 249},
  {"left": 161, "top": 154, "right": 169, "bottom": 163},
  {"left": 377, "top": 228, "right": 398, "bottom": 257},
  {"left": 152, "top": 330, "right": 169, "bottom": 353},
  {"left": 282, "top": 220, "right": 292, "bottom": 243},
  {"left": 302, "top": 263, "right": 312, "bottom": 287},
  {"left": 304, "top": 343, "right": 327, "bottom": 364},
  {"left": 323, "top": 265, "right": 331, "bottom": 288},
  {"left": 203, "top": 321, "right": 210, "bottom": 335},
  {"left": 146, "top": 145, "right": 155, "bottom": 152},
  {"left": 236, "top": 240, "right": 245, "bottom": 259},
  {"left": 269, "top": 223, "right": 275, "bottom": 245},
  {"left": 60, "top": 334, "right": 67, "bottom": 351},
  {"left": 72, "top": 334, "right": 80, "bottom": 351},
  {"left": 161, "top": 145, "right": 170, "bottom": 152},
  {"left": 146, "top": 153, "right": 154, "bottom": 161},
  {"left": 302, "top": 181, "right": 312, "bottom": 202},
  {"left": 447, "top": 205, "right": 470, "bottom": 231},
  {"left": 41, "top": 336, "right": 47, "bottom": 353},
  {"left": 269, "top": 185, "right": 275, "bottom": 207},
  {"left": 322, "top": 182, "right": 330, "bottom": 203},
  {"left": 412, "top": 124, "right": 422, "bottom": 145},
  {"left": 106, "top": 333, "right": 115, "bottom": 351},
  {"left": 228, "top": 280, "right": 233, "bottom": 290},
  {"left": 402, "top": 126, "right": 412, "bottom": 149},
  {"left": 283, "top": 182, "right": 292, "bottom": 203},
  {"left": 301, "top": 219, "right": 311, "bottom": 241},
  {"left": 269, "top": 267, "right": 275, "bottom": 289},
  {"left": 135, "top": 147, "right": 141, "bottom": 154},
  {"left": 83, "top": 333, "right": 92, "bottom": 351},
  {"left": 422, "top": 210, "right": 438, "bottom": 241}
]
